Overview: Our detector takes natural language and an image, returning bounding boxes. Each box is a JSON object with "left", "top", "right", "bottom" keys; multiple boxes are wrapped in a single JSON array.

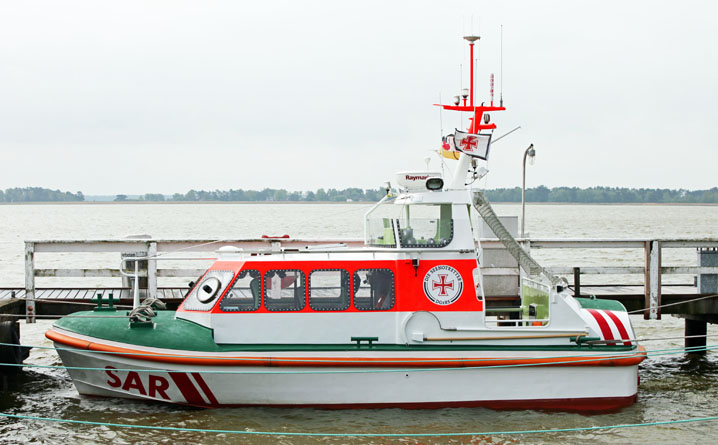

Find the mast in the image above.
[
  {"left": 465, "top": 35, "right": 479, "bottom": 108},
  {"left": 434, "top": 35, "right": 507, "bottom": 189}
]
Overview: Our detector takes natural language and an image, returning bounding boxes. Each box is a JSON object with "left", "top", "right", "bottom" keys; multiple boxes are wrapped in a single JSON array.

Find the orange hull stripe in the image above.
[{"left": 46, "top": 329, "right": 646, "bottom": 368}]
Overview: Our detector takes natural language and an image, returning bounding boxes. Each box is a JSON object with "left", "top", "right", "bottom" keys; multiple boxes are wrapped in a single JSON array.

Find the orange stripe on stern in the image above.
[{"left": 46, "top": 329, "right": 647, "bottom": 369}]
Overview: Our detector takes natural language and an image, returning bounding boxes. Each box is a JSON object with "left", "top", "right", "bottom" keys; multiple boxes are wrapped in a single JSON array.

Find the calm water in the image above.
[{"left": 0, "top": 202, "right": 717, "bottom": 444}]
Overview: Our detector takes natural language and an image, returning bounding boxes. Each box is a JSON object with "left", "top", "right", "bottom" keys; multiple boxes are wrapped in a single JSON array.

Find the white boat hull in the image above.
[{"left": 56, "top": 344, "right": 639, "bottom": 411}]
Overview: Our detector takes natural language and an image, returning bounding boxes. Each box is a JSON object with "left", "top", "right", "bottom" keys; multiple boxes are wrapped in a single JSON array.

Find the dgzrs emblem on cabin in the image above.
[{"left": 423, "top": 265, "right": 463, "bottom": 305}]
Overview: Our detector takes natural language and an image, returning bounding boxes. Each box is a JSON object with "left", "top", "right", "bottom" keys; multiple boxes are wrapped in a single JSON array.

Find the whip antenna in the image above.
[
  {"left": 491, "top": 126, "right": 521, "bottom": 144},
  {"left": 500, "top": 24, "right": 504, "bottom": 107},
  {"left": 439, "top": 93, "right": 444, "bottom": 137}
]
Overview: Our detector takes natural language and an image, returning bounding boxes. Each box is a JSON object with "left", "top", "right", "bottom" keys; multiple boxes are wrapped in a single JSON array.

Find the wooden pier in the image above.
[{"left": 1, "top": 237, "right": 718, "bottom": 349}]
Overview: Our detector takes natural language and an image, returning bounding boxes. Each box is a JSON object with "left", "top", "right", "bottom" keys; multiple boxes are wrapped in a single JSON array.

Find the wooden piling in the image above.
[
  {"left": 24, "top": 242, "right": 35, "bottom": 323},
  {"left": 573, "top": 267, "right": 581, "bottom": 297},
  {"left": 685, "top": 318, "right": 707, "bottom": 354},
  {"left": 0, "top": 298, "right": 30, "bottom": 386}
]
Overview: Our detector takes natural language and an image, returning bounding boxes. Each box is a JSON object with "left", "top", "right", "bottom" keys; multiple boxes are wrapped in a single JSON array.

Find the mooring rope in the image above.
[
  {"left": 10, "top": 320, "right": 717, "bottom": 344},
  {"left": 0, "top": 412, "right": 716, "bottom": 437},
  {"left": 626, "top": 293, "right": 718, "bottom": 314},
  {"left": 6, "top": 297, "right": 114, "bottom": 307},
  {"left": 5, "top": 339, "right": 710, "bottom": 359},
  {"left": 0, "top": 339, "right": 656, "bottom": 362},
  {"left": 2, "top": 343, "right": 714, "bottom": 375}
]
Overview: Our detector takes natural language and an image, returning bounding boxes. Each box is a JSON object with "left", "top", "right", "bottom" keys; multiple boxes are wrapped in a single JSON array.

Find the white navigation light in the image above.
[
  {"left": 426, "top": 177, "right": 444, "bottom": 191},
  {"left": 461, "top": 88, "right": 469, "bottom": 100}
]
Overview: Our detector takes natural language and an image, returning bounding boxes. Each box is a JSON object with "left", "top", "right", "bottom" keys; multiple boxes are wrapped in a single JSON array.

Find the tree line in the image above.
[
  {"left": 484, "top": 186, "right": 718, "bottom": 204},
  {"left": 0, "top": 187, "right": 84, "bottom": 202},
  {"left": 4, "top": 186, "right": 718, "bottom": 203},
  {"left": 136, "top": 186, "right": 718, "bottom": 203},
  {"left": 114, "top": 188, "right": 388, "bottom": 202}
]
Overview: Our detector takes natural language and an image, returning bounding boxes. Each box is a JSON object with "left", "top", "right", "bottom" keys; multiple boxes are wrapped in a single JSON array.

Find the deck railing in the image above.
[{"left": 20, "top": 238, "right": 718, "bottom": 322}]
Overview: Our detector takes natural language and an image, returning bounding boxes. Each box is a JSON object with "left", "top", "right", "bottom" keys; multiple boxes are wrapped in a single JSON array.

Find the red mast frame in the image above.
[{"left": 436, "top": 36, "right": 505, "bottom": 134}]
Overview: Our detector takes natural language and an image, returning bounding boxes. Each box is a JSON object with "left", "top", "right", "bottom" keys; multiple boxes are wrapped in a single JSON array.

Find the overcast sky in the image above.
[{"left": 1, "top": 1, "right": 716, "bottom": 195}]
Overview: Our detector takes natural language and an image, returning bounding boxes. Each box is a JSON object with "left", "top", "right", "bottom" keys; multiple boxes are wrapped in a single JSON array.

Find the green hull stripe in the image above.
[{"left": 54, "top": 311, "right": 636, "bottom": 353}]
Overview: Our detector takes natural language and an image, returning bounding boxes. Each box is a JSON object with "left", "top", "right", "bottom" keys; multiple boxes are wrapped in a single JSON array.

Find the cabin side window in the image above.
[
  {"left": 264, "top": 270, "right": 306, "bottom": 311},
  {"left": 183, "top": 270, "right": 235, "bottom": 311},
  {"left": 353, "top": 269, "right": 395, "bottom": 311},
  {"left": 219, "top": 269, "right": 261, "bottom": 312},
  {"left": 308, "top": 269, "right": 350, "bottom": 311}
]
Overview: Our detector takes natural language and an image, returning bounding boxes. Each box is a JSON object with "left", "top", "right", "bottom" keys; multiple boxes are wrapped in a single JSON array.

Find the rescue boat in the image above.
[{"left": 46, "top": 35, "right": 645, "bottom": 412}]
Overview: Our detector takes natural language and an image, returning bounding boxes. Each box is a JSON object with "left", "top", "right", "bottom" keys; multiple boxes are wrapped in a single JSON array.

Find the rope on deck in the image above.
[{"left": 0, "top": 412, "right": 717, "bottom": 437}]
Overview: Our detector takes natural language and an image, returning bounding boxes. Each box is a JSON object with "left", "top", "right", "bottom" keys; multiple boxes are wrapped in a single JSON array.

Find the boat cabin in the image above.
[{"left": 174, "top": 178, "right": 593, "bottom": 346}]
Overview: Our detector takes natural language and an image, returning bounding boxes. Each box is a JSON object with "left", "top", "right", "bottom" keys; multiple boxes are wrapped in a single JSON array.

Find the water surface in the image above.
[{"left": 0, "top": 202, "right": 717, "bottom": 443}]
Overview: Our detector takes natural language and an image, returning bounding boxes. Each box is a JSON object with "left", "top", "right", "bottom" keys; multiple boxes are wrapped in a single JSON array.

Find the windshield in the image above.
[{"left": 366, "top": 201, "right": 453, "bottom": 248}]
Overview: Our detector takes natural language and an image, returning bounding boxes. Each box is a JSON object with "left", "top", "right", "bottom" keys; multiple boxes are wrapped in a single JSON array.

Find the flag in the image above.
[
  {"left": 453, "top": 130, "right": 491, "bottom": 160},
  {"left": 441, "top": 135, "right": 460, "bottom": 160}
]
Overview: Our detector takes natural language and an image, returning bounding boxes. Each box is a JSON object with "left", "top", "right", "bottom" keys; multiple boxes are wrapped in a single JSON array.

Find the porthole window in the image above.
[
  {"left": 220, "top": 269, "right": 261, "bottom": 312},
  {"left": 264, "top": 270, "right": 305, "bottom": 312},
  {"left": 309, "top": 270, "right": 350, "bottom": 311},
  {"left": 197, "top": 277, "right": 221, "bottom": 303},
  {"left": 353, "top": 269, "right": 395, "bottom": 311},
  {"left": 184, "top": 270, "right": 234, "bottom": 311}
]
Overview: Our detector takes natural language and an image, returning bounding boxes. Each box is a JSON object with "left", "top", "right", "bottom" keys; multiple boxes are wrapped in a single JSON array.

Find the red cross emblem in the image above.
[
  {"left": 459, "top": 136, "right": 478, "bottom": 152},
  {"left": 432, "top": 274, "right": 454, "bottom": 296}
]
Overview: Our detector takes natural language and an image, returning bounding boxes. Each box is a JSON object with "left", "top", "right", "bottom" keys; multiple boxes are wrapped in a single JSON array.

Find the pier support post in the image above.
[
  {"left": 24, "top": 242, "right": 35, "bottom": 323},
  {"left": 122, "top": 252, "right": 148, "bottom": 301},
  {"left": 644, "top": 240, "right": 661, "bottom": 320},
  {"left": 573, "top": 267, "right": 581, "bottom": 297},
  {"left": 148, "top": 241, "right": 158, "bottom": 300},
  {"left": 685, "top": 318, "right": 707, "bottom": 354}
]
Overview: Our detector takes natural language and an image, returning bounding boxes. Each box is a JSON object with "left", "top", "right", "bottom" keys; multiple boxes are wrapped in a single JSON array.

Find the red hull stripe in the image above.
[
  {"left": 602, "top": 310, "right": 632, "bottom": 346},
  {"left": 169, "top": 373, "right": 206, "bottom": 405},
  {"left": 191, "top": 372, "right": 219, "bottom": 406},
  {"left": 587, "top": 309, "right": 616, "bottom": 346},
  {"left": 176, "top": 394, "right": 638, "bottom": 413}
]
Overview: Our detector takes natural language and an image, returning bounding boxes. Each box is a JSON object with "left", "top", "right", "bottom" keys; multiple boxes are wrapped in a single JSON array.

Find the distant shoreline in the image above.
[
  {"left": 4, "top": 186, "right": 718, "bottom": 205},
  {"left": 2, "top": 201, "right": 718, "bottom": 206}
]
